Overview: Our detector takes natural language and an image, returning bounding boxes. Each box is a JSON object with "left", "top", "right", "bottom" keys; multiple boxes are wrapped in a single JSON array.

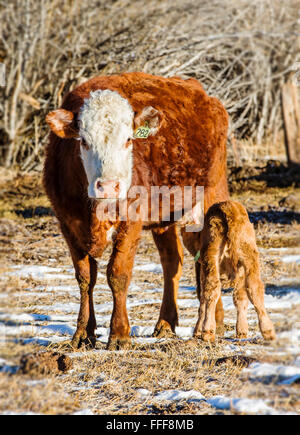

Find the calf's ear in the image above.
[
  {"left": 134, "top": 106, "right": 163, "bottom": 137},
  {"left": 46, "top": 109, "right": 79, "bottom": 139}
]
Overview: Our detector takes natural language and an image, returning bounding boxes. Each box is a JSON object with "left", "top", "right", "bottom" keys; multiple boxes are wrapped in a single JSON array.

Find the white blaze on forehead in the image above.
[{"left": 78, "top": 89, "right": 134, "bottom": 199}]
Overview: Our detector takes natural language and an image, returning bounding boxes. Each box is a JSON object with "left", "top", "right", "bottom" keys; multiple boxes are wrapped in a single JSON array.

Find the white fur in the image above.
[
  {"left": 78, "top": 90, "right": 134, "bottom": 199},
  {"left": 106, "top": 226, "right": 117, "bottom": 243}
]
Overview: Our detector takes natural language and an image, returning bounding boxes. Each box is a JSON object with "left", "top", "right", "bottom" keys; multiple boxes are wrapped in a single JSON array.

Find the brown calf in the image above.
[{"left": 194, "top": 200, "right": 276, "bottom": 342}]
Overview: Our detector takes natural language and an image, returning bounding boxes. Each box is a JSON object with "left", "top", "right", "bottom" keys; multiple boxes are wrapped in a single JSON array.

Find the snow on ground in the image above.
[
  {"left": 1, "top": 262, "right": 300, "bottom": 348},
  {"left": 243, "top": 361, "right": 300, "bottom": 385},
  {"left": 134, "top": 263, "right": 163, "bottom": 274},
  {"left": 1, "top": 256, "right": 300, "bottom": 415},
  {"left": 136, "top": 389, "right": 294, "bottom": 415},
  {"left": 281, "top": 255, "right": 300, "bottom": 265}
]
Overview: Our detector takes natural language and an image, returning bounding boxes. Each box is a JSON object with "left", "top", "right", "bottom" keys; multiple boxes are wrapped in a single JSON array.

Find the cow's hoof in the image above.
[
  {"left": 153, "top": 320, "right": 176, "bottom": 338},
  {"left": 201, "top": 331, "right": 216, "bottom": 343},
  {"left": 107, "top": 337, "right": 131, "bottom": 351},
  {"left": 71, "top": 333, "right": 96, "bottom": 350}
]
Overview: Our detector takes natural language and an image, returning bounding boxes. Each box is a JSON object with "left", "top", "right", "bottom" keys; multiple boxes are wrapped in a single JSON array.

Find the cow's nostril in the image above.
[{"left": 96, "top": 181, "right": 104, "bottom": 192}]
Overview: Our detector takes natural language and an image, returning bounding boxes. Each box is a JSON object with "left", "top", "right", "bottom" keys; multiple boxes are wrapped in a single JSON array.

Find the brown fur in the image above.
[
  {"left": 194, "top": 201, "right": 276, "bottom": 342},
  {"left": 43, "top": 72, "right": 229, "bottom": 349}
]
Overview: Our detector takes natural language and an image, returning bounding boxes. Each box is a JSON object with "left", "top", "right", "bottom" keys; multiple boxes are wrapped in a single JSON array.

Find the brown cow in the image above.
[
  {"left": 194, "top": 200, "right": 276, "bottom": 342},
  {"left": 44, "top": 72, "right": 229, "bottom": 350}
]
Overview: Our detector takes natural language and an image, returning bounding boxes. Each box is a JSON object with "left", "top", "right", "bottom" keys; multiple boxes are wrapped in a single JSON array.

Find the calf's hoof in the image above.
[
  {"left": 201, "top": 330, "right": 216, "bottom": 343},
  {"left": 236, "top": 332, "right": 248, "bottom": 340},
  {"left": 262, "top": 329, "right": 276, "bottom": 341},
  {"left": 153, "top": 319, "right": 176, "bottom": 338},
  {"left": 107, "top": 336, "right": 131, "bottom": 351}
]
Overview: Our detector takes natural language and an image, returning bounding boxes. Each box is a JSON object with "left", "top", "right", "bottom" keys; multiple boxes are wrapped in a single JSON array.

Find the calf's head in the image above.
[{"left": 46, "top": 90, "right": 161, "bottom": 200}]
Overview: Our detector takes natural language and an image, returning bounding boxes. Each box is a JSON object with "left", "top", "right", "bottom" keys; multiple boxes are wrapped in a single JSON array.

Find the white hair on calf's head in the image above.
[{"left": 78, "top": 89, "right": 134, "bottom": 199}]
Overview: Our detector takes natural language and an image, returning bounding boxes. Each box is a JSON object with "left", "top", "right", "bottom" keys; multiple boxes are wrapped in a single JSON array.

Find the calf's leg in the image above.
[
  {"left": 107, "top": 221, "right": 142, "bottom": 350},
  {"left": 233, "top": 270, "right": 249, "bottom": 339},
  {"left": 152, "top": 225, "right": 183, "bottom": 337},
  {"left": 244, "top": 252, "right": 276, "bottom": 340},
  {"left": 194, "top": 248, "right": 221, "bottom": 342},
  {"left": 182, "top": 229, "right": 224, "bottom": 333}
]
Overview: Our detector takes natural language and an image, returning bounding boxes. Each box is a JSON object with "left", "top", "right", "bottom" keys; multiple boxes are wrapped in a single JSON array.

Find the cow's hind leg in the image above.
[
  {"left": 107, "top": 221, "right": 142, "bottom": 350},
  {"left": 152, "top": 226, "right": 183, "bottom": 337}
]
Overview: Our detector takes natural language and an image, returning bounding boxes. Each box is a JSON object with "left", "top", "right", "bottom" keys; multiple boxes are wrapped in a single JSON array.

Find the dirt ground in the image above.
[{"left": 0, "top": 163, "right": 299, "bottom": 415}]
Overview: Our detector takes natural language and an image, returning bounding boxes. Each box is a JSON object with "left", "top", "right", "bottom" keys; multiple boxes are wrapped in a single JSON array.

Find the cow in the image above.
[
  {"left": 44, "top": 72, "right": 229, "bottom": 350},
  {"left": 194, "top": 200, "right": 276, "bottom": 342}
]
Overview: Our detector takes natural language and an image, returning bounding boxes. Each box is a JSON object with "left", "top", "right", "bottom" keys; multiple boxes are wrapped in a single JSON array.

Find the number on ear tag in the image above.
[{"left": 134, "top": 122, "right": 150, "bottom": 139}]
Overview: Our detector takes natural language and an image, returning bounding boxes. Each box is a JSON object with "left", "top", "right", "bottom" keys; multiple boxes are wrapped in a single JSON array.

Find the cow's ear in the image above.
[
  {"left": 46, "top": 109, "right": 79, "bottom": 139},
  {"left": 134, "top": 106, "right": 163, "bottom": 137}
]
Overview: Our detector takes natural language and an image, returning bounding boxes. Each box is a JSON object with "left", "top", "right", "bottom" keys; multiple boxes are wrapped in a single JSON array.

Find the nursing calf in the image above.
[{"left": 194, "top": 201, "right": 276, "bottom": 342}]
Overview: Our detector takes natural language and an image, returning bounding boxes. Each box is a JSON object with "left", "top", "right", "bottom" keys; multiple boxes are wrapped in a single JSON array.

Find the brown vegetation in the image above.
[{"left": 0, "top": 0, "right": 299, "bottom": 168}]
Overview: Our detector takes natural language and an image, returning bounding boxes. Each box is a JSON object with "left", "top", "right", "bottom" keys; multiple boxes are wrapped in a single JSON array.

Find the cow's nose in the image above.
[{"left": 94, "top": 179, "right": 120, "bottom": 199}]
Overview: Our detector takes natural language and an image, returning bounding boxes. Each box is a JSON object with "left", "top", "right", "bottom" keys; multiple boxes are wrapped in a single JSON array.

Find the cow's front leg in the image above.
[
  {"left": 71, "top": 252, "right": 98, "bottom": 349},
  {"left": 107, "top": 221, "right": 142, "bottom": 350},
  {"left": 152, "top": 226, "right": 183, "bottom": 337}
]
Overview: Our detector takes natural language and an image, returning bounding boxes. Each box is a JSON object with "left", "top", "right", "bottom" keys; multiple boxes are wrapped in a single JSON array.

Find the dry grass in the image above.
[
  {"left": 0, "top": 172, "right": 299, "bottom": 415},
  {"left": 0, "top": 0, "right": 299, "bottom": 168}
]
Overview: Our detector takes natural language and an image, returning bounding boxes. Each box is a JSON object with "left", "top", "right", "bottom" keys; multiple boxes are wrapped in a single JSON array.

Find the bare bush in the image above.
[{"left": 0, "top": 0, "right": 299, "bottom": 169}]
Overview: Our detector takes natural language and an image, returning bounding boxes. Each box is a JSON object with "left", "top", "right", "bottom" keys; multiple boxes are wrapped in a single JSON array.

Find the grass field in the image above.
[
  {"left": 0, "top": 168, "right": 299, "bottom": 415},
  {"left": 0, "top": 0, "right": 299, "bottom": 416}
]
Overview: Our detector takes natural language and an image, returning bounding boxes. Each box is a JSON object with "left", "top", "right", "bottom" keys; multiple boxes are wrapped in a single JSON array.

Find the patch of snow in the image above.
[
  {"left": 4, "top": 265, "right": 74, "bottom": 281},
  {"left": 244, "top": 362, "right": 300, "bottom": 384},
  {"left": 130, "top": 326, "right": 154, "bottom": 337},
  {"left": 175, "top": 326, "right": 194, "bottom": 337},
  {"left": 0, "top": 364, "right": 19, "bottom": 374},
  {"left": 207, "top": 396, "right": 277, "bottom": 415},
  {"left": 281, "top": 255, "right": 300, "bottom": 264},
  {"left": 177, "top": 299, "right": 199, "bottom": 309},
  {"left": 1, "top": 411, "right": 41, "bottom": 415},
  {"left": 72, "top": 409, "right": 94, "bottom": 415},
  {"left": 40, "top": 324, "right": 75, "bottom": 336},
  {"left": 277, "top": 329, "right": 300, "bottom": 344},
  {"left": 137, "top": 388, "right": 152, "bottom": 398},
  {"left": 134, "top": 263, "right": 163, "bottom": 274},
  {"left": 154, "top": 390, "right": 205, "bottom": 402}
]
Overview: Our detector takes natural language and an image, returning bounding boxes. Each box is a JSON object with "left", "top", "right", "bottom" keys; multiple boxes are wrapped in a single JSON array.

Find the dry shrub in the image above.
[{"left": 0, "top": 0, "right": 299, "bottom": 169}]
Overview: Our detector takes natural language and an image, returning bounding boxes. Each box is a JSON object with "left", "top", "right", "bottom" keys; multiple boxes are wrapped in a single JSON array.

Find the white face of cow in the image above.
[
  {"left": 46, "top": 87, "right": 162, "bottom": 202},
  {"left": 78, "top": 90, "right": 134, "bottom": 200}
]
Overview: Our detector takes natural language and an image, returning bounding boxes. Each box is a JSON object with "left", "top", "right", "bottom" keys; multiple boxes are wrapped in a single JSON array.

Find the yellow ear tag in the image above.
[
  {"left": 194, "top": 250, "right": 201, "bottom": 263},
  {"left": 134, "top": 121, "right": 150, "bottom": 139}
]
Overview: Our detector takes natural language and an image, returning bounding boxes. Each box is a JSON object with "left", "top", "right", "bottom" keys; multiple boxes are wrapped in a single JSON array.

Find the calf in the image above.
[
  {"left": 194, "top": 200, "right": 276, "bottom": 342},
  {"left": 44, "top": 72, "right": 229, "bottom": 350}
]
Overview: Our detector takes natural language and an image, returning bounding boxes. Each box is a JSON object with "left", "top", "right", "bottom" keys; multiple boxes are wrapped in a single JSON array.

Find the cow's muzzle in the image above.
[{"left": 94, "top": 179, "right": 120, "bottom": 200}]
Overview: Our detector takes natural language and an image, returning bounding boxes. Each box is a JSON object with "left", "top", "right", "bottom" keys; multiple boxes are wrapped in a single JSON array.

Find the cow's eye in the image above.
[
  {"left": 80, "top": 138, "right": 90, "bottom": 150},
  {"left": 125, "top": 138, "right": 132, "bottom": 148}
]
